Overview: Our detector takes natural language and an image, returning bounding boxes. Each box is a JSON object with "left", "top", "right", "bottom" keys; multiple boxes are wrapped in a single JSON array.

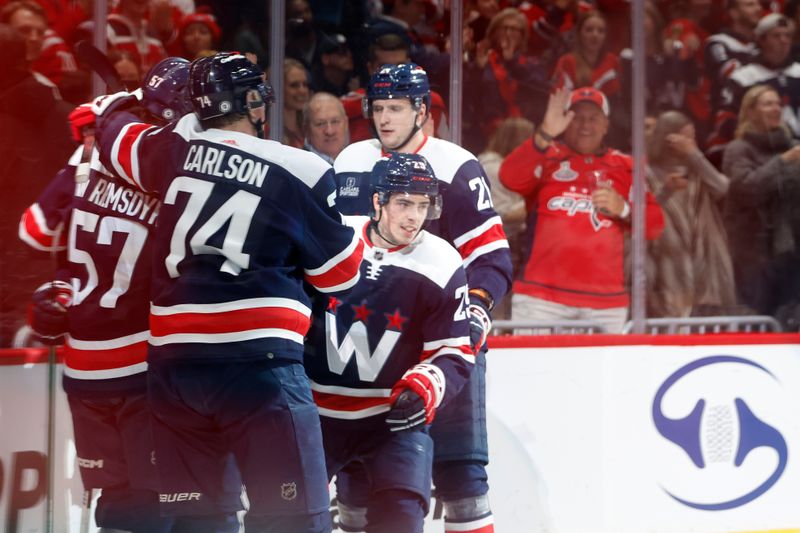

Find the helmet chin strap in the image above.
[{"left": 369, "top": 213, "right": 405, "bottom": 248}]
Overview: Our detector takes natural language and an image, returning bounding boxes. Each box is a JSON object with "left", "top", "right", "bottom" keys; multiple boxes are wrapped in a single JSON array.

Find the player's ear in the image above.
[{"left": 371, "top": 193, "right": 382, "bottom": 220}]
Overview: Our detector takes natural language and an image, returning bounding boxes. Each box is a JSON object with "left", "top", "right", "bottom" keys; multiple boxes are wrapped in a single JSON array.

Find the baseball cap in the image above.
[
  {"left": 568, "top": 87, "right": 610, "bottom": 117},
  {"left": 319, "top": 33, "right": 349, "bottom": 55},
  {"left": 754, "top": 13, "right": 791, "bottom": 39}
]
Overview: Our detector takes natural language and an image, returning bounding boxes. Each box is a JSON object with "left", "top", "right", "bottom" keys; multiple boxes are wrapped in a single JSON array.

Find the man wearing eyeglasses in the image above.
[{"left": 304, "top": 92, "right": 350, "bottom": 164}]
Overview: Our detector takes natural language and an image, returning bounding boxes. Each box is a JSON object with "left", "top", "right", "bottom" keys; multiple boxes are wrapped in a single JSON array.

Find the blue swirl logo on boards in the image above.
[{"left": 652, "top": 355, "right": 787, "bottom": 510}]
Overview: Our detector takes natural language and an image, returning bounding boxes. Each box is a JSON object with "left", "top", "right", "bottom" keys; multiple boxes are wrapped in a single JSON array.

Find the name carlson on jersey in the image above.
[
  {"left": 182, "top": 144, "right": 269, "bottom": 188},
  {"left": 87, "top": 177, "right": 160, "bottom": 225}
]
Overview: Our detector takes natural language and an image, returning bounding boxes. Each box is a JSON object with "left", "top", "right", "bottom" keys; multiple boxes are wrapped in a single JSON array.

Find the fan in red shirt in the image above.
[
  {"left": 551, "top": 10, "right": 621, "bottom": 98},
  {"left": 499, "top": 87, "right": 664, "bottom": 333}
]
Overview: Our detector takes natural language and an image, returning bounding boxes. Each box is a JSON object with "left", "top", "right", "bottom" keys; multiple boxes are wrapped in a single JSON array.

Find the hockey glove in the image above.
[
  {"left": 386, "top": 363, "right": 445, "bottom": 432},
  {"left": 91, "top": 88, "right": 142, "bottom": 119},
  {"left": 29, "top": 281, "right": 72, "bottom": 345},
  {"left": 468, "top": 298, "right": 492, "bottom": 354}
]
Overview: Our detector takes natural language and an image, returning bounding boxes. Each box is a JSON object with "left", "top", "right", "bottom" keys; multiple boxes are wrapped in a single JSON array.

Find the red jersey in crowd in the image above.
[
  {"left": 32, "top": 28, "right": 77, "bottom": 85},
  {"left": 551, "top": 51, "right": 621, "bottom": 98},
  {"left": 500, "top": 139, "right": 664, "bottom": 309}
]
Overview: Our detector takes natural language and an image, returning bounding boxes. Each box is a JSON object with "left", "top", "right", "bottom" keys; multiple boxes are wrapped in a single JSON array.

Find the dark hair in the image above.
[{"left": 368, "top": 33, "right": 410, "bottom": 64}]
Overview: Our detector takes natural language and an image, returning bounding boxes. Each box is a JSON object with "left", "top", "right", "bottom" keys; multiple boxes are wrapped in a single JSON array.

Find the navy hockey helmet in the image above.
[
  {"left": 362, "top": 63, "right": 431, "bottom": 118},
  {"left": 188, "top": 52, "right": 274, "bottom": 121},
  {"left": 372, "top": 152, "right": 442, "bottom": 220},
  {"left": 142, "top": 57, "right": 193, "bottom": 123}
]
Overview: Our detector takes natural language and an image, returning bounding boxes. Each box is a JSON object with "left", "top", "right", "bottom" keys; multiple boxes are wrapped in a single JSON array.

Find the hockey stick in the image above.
[{"left": 74, "top": 40, "right": 126, "bottom": 94}]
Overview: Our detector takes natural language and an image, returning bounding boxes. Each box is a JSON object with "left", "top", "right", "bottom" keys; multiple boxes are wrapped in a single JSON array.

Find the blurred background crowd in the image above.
[{"left": 3, "top": 0, "right": 800, "bottom": 345}]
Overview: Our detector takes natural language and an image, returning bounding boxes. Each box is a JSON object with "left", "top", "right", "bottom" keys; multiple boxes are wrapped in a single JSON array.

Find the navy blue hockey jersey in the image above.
[
  {"left": 304, "top": 216, "right": 474, "bottom": 420},
  {"left": 20, "top": 146, "right": 158, "bottom": 395},
  {"left": 96, "top": 112, "right": 364, "bottom": 362},
  {"left": 333, "top": 136, "right": 512, "bottom": 304}
]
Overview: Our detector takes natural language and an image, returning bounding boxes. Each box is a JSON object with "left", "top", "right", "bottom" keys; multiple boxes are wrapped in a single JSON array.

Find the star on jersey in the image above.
[
  {"left": 384, "top": 309, "right": 408, "bottom": 331},
  {"left": 328, "top": 296, "right": 342, "bottom": 313},
  {"left": 352, "top": 301, "right": 373, "bottom": 323}
]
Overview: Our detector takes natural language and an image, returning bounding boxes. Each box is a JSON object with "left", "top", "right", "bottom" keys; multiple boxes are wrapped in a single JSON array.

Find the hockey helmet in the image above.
[
  {"left": 362, "top": 63, "right": 431, "bottom": 119},
  {"left": 142, "top": 57, "right": 193, "bottom": 123},
  {"left": 188, "top": 52, "right": 274, "bottom": 121},
  {"left": 372, "top": 152, "right": 442, "bottom": 220}
]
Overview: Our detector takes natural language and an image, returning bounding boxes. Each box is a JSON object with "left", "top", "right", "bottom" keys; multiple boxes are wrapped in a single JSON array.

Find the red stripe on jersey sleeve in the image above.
[
  {"left": 420, "top": 344, "right": 473, "bottom": 362},
  {"left": 118, "top": 123, "right": 154, "bottom": 185},
  {"left": 456, "top": 223, "right": 507, "bottom": 260},
  {"left": 20, "top": 207, "right": 62, "bottom": 250},
  {"left": 150, "top": 306, "right": 311, "bottom": 337},
  {"left": 64, "top": 340, "right": 147, "bottom": 371},
  {"left": 312, "top": 390, "right": 390, "bottom": 413},
  {"left": 305, "top": 238, "right": 365, "bottom": 291}
]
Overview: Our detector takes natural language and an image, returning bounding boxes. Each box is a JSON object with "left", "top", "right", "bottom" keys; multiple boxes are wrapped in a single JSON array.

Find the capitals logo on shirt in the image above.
[
  {"left": 339, "top": 176, "right": 360, "bottom": 197},
  {"left": 552, "top": 161, "right": 579, "bottom": 182}
]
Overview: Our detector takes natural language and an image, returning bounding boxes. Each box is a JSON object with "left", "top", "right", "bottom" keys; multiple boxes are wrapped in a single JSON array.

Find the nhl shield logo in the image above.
[
  {"left": 281, "top": 482, "right": 297, "bottom": 501},
  {"left": 553, "top": 161, "right": 578, "bottom": 182}
]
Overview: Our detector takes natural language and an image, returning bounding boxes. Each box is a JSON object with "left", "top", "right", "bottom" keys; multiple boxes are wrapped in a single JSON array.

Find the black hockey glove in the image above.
[
  {"left": 468, "top": 298, "right": 492, "bottom": 354},
  {"left": 29, "top": 281, "right": 72, "bottom": 345},
  {"left": 386, "top": 363, "right": 445, "bottom": 432}
]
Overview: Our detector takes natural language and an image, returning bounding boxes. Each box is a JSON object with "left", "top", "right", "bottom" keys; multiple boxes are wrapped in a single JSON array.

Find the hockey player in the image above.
[
  {"left": 20, "top": 57, "right": 197, "bottom": 533},
  {"left": 333, "top": 63, "right": 511, "bottom": 533},
  {"left": 91, "top": 52, "right": 363, "bottom": 533},
  {"left": 304, "top": 152, "right": 474, "bottom": 533}
]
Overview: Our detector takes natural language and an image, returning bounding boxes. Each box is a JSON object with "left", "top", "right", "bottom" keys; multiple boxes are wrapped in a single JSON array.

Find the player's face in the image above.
[
  {"left": 373, "top": 192, "right": 430, "bottom": 246},
  {"left": 753, "top": 89, "right": 782, "bottom": 131},
  {"left": 563, "top": 102, "right": 609, "bottom": 155},
  {"left": 307, "top": 101, "right": 348, "bottom": 158},
  {"left": 371, "top": 98, "right": 426, "bottom": 151}
]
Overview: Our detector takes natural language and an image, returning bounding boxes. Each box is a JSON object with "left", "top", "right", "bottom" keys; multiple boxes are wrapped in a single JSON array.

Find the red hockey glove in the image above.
[
  {"left": 68, "top": 103, "right": 96, "bottom": 142},
  {"left": 29, "top": 281, "right": 73, "bottom": 345},
  {"left": 386, "top": 363, "right": 445, "bottom": 432}
]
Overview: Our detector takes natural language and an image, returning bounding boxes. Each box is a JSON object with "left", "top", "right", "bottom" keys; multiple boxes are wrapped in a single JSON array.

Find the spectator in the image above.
[
  {"left": 0, "top": 0, "right": 80, "bottom": 101},
  {"left": 519, "top": 0, "right": 588, "bottom": 71},
  {"left": 169, "top": 9, "right": 221, "bottom": 60},
  {"left": 108, "top": 48, "right": 142, "bottom": 92},
  {"left": 310, "top": 33, "right": 357, "bottom": 96},
  {"left": 303, "top": 92, "right": 349, "bottom": 164},
  {"left": 283, "top": 57, "right": 311, "bottom": 149},
  {"left": 786, "top": 0, "right": 800, "bottom": 60},
  {"left": 618, "top": 1, "right": 699, "bottom": 150},
  {"left": 0, "top": 23, "right": 73, "bottom": 347},
  {"left": 711, "top": 13, "right": 800, "bottom": 160},
  {"left": 285, "top": 0, "right": 318, "bottom": 69},
  {"left": 704, "top": 0, "right": 762, "bottom": 126},
  {"left": 645, "top": 110, "right": 736, "bottom": 318},
  {"left": 465, "top": 7, "right": 548, "bottom": 153},
  {"left": 722, "top": 84, "right": 800, "bottom": 316},
  {"left": 466, "top": 0, "right": 500, "bottom": 45},
  {"left": 76, "top": 0, "right": 167, "bottom": 76},
  {"left": 500, "top": 87, "right": 664, "bottom": 333},
  {"left": 551, "top": 10, "right": 621, "bottom": 99},
  {"left": 478, "top": 116, "right": 535, "bottom": 318}
]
